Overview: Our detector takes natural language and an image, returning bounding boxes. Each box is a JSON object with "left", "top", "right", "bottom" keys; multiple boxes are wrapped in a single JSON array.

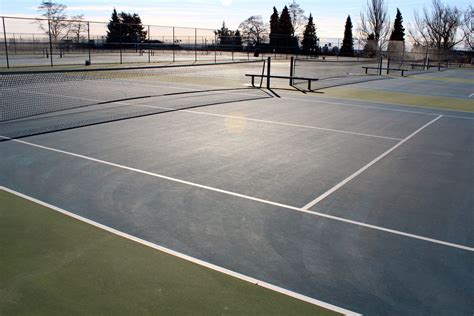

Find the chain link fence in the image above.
[
  {"left": 1, "top": 16, "right": 472, "bottom": 69},
  {"left": 0, "top": 16, "right": 263, "bottom": 68}
]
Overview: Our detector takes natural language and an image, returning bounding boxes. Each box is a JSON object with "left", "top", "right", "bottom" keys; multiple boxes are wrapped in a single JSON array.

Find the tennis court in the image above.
[{"left": 1, "top": 61, "right": 473, "bottom": 315}]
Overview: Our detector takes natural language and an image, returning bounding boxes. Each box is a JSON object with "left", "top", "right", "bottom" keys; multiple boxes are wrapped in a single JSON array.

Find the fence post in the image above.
[
  {"left": 357, "top": 39, "right": 360, "bottom": 61},
  {"left": 424, "top": 46, "right": 429, "bottom": 70},
  {"left": 119, "top": 23, "right": 123, "bottom": 64},
  {"left": 48, "top": 19, "right": 54, "bottom": 67},
  {"left": 214, "top": 33, "right": 217, "bottom": 63},
  {"left": 87, "top": 21, "right": 91, "bottom": 64},
  {"left": 379, "top": 55, "right": 383, "bottom": 75},
  {"left": 2, "top": 17, "right": 9, "bottom": 68},
  {"left": 32, "top": 33, "right": 37, "bottom": 55},
  {"left": 12, "top": 33, "right": 17, "bottom": 54},
  {"left": 148, "top": 25, "right": 151, "bottom": 63},
  {"left": 172, "top": 27, "right": 175, "bottom": 63},
  {"left": 194, "top": 28, "right": 197, "bottom": 62}
]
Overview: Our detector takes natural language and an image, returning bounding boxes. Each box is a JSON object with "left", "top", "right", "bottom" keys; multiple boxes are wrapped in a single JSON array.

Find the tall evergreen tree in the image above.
[
  {"left": 106, "top": 9, "right": 146, "bottom": 44},
  {"left": 216, "top": 21, "right": 233, "bottom": 48},
  {"left": 389, "top": 8, "right": 405, "bottom": 41},
  {"left": 339, "top": 15, "right": 354, "bottom": 56},
  {"left": 120, "top": 13, "right": 147, "bottom": 43},
  {"left": 269, "top": 7, "right": 280, "bottom": 48},
  {"left": 233, "top": 29, "right": 243, "bottom": 50},
  {"left": 279, "top": 5, "right": 294, "bottom": 50},
  {"left": 106, "top": 8, "right": 121, "bottom": 43},
  {"left": 279, "top": 6, "right": 294, "bottom": 36},
  {"left": 301, "top": 13, "right": 318, "bottom": 54},
  {"left": 388, "top": 9, "right": 405, "bottom": 57},
  {"left": 215, "top": 22, "right": 242, "bottom": 51}
]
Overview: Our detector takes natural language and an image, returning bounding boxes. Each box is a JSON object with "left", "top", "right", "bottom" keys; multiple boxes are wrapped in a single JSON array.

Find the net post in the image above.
[
  {"left": 48, "top": 18, "right": 54, "bottom": 67},
  {"left": 289, "top": 56, "right": 294, "bottom": 86},
  {"left": 87, "top": 21, "right": 91, "bottom": 64},
  {"left": 2, "top": 17, "right": 9, "bottom": 69},
  {"left": 266, "top": 57, "right": 271, "bottom": 89}
]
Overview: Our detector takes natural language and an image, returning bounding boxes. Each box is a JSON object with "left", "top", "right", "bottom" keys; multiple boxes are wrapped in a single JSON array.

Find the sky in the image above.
[{"left": 0, "top": 0, "right": 471, "bottom": 38}]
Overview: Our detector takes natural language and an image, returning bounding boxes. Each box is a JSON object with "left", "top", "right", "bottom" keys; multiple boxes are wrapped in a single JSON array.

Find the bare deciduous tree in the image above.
[
  {"left": 239, "top": 16, "right": 268, "bottom": 46},
  {"left": 37, "top": 1, "right": 71, "bottom": 41},
  {"left": 409, "top": 0, "right": 463, "bottom": 50},
  {"left": 359, "top": 0, "right": 391, "bottom": 51},
  {"left": 288, "top": 1, "right": 308, "bottom": 36},
  {"left": 461, "top": 5, "right": 473, "bottom": 50},
  {"left": 69, "top": 14, "right": 87, "bottom": 43}
]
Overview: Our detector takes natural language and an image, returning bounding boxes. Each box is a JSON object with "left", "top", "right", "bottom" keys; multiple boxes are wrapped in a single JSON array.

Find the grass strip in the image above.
[
  {"left": 0, "top": 189, "right": 338, "bottom": 316},
  {"left": 320, "top": 87, "right": 474, "bottom": 112}
]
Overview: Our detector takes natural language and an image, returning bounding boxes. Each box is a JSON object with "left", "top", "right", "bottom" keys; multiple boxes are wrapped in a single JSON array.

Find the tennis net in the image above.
[
  {"left": 292, "top": 57, "right": 382, "bottom": 89},
  {"left": 0, "top": 60, "right": 268, "bottom": 139}
]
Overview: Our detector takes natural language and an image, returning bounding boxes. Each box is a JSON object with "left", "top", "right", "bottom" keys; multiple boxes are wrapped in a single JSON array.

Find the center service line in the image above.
[
  {"left": 301, "top": 115, "right": 443, "bottom": 210},
  {"left": 1, "top": 129, "right": 472, "bottom": 252}
]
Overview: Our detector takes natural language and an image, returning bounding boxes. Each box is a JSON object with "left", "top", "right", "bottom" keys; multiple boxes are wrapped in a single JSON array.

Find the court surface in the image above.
[{"left": 1, "top": 67, "right": 473, "bottom": 315}]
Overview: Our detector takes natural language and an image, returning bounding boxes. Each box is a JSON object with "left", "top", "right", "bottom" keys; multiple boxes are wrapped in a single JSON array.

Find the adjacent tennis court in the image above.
[{"left": 1, "top": 61, "right": 473, "bottom": 315}]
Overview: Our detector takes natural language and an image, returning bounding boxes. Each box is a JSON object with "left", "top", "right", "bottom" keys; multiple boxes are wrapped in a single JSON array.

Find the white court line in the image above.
[
  {"left": 1, "top": 135, "right": 472, "bottom": 252},
  {"left": 119, "top": 102, "right": 402, "bottom": 141},
  {"left": 0, "top": 186, "right": 360, "bottom": 316},
  {"left": 283, "top": 95, "right": 474, "bottom": 120},
  {"left": 184, "top": 110, "right": 402, "bottom": 141},
  {"left": 302, "top": 115, "right": 443, "bottom": 211}
]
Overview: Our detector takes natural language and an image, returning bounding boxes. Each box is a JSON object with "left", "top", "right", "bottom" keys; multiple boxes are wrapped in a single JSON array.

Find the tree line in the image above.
[{"left": 36, "top": 0, "right": 473, "bottom": 56}]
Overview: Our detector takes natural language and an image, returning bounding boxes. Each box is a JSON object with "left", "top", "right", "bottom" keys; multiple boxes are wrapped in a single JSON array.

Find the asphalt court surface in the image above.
[{"left": 1, "top": 77, "right": 473, "bottom": 315}]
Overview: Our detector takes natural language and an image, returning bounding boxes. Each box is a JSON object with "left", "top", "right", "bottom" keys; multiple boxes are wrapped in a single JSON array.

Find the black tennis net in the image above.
[
  {"left": 291, "top": 57, "right": 383, "bottom": 90},
  {"left": 0, "top": 60, "right": 269, "bottom": 139}
]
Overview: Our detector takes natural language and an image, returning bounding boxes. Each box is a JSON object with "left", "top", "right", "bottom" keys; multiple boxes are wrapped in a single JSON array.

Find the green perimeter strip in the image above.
[
  {"left": 0, "top": 190, "right": 339, "bottom": 316},
  {"left": 405, "top": 75, "right": 474, "bottom": 85},
  {"left": 319, "top": 87, "right": 474, "bottom": 112}
]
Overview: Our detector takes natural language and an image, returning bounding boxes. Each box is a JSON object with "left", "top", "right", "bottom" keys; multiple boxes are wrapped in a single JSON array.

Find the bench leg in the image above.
[
  {"left": 251, "top": 76, "right": 255, "bottom": 87},
  {"left": 308, "top": 80, "right": 311, "bottom": 91}
]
